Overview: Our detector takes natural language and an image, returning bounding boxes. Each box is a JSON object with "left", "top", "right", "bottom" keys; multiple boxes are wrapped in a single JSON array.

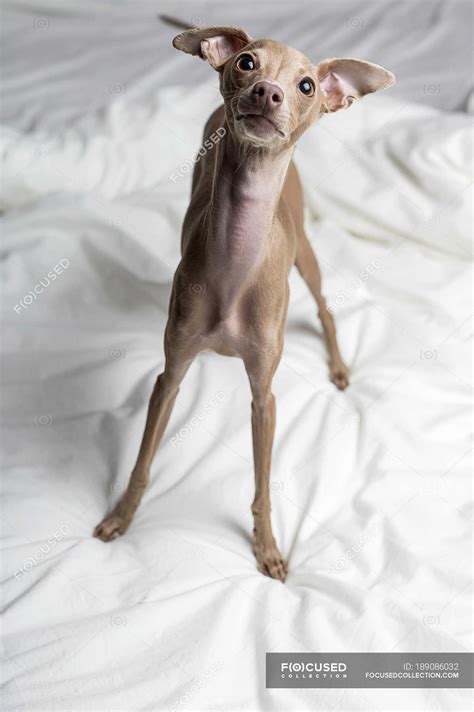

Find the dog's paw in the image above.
[
  {"left": 93, "top": 511, "right": 131, "bottom": 542},
  {"left": 330, "top": 361, "right": 350, "bottom": 390},
  {"left": 253, "top": 535, "right": 288, "bottom": 582}
]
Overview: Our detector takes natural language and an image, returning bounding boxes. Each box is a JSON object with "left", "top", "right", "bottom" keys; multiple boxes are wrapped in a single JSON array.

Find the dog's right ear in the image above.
[{"left": 172, "top": 26, "right": 252, "bottom": 70}]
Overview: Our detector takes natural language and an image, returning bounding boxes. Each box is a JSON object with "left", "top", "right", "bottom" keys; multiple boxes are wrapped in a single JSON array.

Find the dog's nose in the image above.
[{"left": 252, "top": 81, "right": 284, "bottom": 109}]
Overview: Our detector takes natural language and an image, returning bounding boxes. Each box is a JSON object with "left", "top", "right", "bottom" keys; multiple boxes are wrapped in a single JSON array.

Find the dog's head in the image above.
[{"left": 173, "top": 26, "right": 395, "bottom": 150}]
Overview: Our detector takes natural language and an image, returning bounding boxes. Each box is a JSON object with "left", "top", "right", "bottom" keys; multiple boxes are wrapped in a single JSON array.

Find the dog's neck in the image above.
[{"left": 206, "top": 126, "right": 293, "bottom": 303}]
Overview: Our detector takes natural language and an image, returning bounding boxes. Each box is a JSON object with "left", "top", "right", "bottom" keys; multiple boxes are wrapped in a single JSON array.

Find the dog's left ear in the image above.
[
  {"left": 316, "top": 58, "right": 395, "bottom": 112},
  {"left": 173, "top": 26, "right": 252, "bottom": 69}
]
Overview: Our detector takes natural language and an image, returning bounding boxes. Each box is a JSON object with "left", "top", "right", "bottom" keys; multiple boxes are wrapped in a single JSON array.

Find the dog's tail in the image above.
[{"left": 158, "top": 15, "right": 193, "bottom": 31}]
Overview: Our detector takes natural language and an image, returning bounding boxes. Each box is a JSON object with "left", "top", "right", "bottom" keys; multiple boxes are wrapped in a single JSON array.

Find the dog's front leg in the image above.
[
  {"left": 94, "top": 346, "right": 193, "bottom": 542},
  {"left": 295, "top": 233, "right": 350, "bottom": 390},
  {"left": 245, "top": 353, "right": 288, "bottom": 582}
]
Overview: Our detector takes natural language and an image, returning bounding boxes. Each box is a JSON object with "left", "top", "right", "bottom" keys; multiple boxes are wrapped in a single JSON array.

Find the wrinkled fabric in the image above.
[{"left": 1, "top": 3, "right": 472, "bottom": 711}]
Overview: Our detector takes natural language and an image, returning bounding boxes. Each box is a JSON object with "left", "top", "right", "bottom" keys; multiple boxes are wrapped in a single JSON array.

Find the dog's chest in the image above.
[
  {"left": 220, "top": 201, "right": 267, "bottom": 263},
  {"left": 208, "top": 194, "right": 274, "bottom": 303}
]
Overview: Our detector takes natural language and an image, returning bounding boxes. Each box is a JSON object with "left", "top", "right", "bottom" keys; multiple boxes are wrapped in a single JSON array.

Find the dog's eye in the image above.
[
  {"left": 298, "top": 78, "right": 315, "bottom": 96},
  {"left": 236, "top": 54, "right": 255, "bottom": 71}
]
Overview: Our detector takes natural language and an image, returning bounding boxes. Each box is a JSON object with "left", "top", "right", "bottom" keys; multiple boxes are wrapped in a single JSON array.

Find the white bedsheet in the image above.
[{"left": 1, "top": 3, "right": 473, "bottom": 711}]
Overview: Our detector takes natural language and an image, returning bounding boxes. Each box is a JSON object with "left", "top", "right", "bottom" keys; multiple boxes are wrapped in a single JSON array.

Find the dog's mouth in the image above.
[{"left": 236, "top": 112, "right": 286, "bottom": 140}]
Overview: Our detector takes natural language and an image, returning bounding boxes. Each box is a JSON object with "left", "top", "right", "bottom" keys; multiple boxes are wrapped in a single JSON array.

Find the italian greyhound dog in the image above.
[{"left": 94, "top": 18, "right": 395, "bottom": 581}]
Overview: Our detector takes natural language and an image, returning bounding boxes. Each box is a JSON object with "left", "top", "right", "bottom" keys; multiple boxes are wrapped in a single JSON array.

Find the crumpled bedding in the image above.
[{"left": 1, "top": 3, "right": 472, "bottom": 711}]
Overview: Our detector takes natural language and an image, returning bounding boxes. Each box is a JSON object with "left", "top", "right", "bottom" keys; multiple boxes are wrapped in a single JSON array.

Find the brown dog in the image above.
[{"left": 94, "top": 22, "right": 395, "bottom": 581}]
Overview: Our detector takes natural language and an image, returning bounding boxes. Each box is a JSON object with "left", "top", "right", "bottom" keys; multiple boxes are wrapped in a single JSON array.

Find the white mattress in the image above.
[{"left": 1, "top": 2, "right": 473, "bottom": 711}]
